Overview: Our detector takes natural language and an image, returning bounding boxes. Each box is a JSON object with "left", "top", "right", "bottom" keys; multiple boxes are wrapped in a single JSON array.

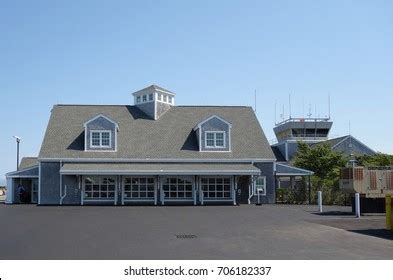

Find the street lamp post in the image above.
[{"left": 13, "top": 136, "right": 21, "bottom": 171}]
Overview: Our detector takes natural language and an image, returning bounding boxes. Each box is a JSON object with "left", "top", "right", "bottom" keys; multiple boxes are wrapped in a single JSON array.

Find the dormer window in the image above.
[
  {"left": 90, "top": 130, "right": 111, "bottom": 148},
  {"left": 194, "top": 115, "right": 232, "bottom": 152},
  {"left": 84, "top": 114, "right": 118, "bottom": 152},
  {"left": 149, "top": 93, "right": 154, "bottom": 101},
  {"left": 205, "top": 131, "right": 225, "bottom": 148},
  {"left": 143, "top": 95, "right": 147, "bottom": 102}
]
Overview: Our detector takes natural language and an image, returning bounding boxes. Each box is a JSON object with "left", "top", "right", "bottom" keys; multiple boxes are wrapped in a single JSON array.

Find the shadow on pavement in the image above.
[
  {"left": 348, "top": 229, "right": 393, "bottom": 241},
  {"left": 313, "top": 211, "right": 354, "bottom": 216}
]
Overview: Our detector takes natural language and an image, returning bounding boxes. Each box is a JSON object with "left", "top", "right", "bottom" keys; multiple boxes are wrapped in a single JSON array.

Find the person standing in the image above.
[{"left": 17, "top": 184, "right": 26, "bottom": 203}]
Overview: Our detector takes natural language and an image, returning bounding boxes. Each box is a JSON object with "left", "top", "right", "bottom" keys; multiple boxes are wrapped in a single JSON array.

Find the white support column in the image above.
[
  {"left": 38, "top": 162, "right": 41, "bottom": 205},
  {"left": 81, "top": 176, "right": 84, "bottom": 206},
  {"left": 200, "top": 178, "right": 204, "bottom": 206},
  {"left": 160, "top": 177, "right": 164, "bottom": 206},
  {"left": 193, "top": 176, "right": 197, "bottom": 206},
  {"left": 114, "top": 176, "right": 119, "bottom": 206},
  {"left": 78, "top": 176, "right": 82, "bottom": 206},
  {"left": 154, "top": 176, "right": 158, "bottom": 206},
  {"left": 233, "top": 176, "right": 237, "bottom": 206},
  {"left": 121, "top": 176, "right": 125, "bottom": 206},
  {"left": 5, "top": 178, "right": 13, "bottom": 204},
  {"left": 355, "top": 193, "right": 361, "bottom": 218},
  {"left": 318, "top": 191, "right": 323, "bottom": 213}
]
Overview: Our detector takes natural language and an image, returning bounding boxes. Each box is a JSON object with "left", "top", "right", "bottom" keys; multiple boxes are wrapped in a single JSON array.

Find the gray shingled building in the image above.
[{"left": 6, "top": 85, "right": 277, "bottom": 206}]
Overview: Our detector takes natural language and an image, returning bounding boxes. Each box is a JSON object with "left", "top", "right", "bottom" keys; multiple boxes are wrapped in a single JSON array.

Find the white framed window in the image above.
[
  {"left": 205, "top": 131, "right": 226, "bottom": 148},
  {"left": 90, "top": 130, "right": 111, "bottom": 148},
  {"left": 163, "top": 94, "right": 167, "bottom": 102},
  {"left": 162, "top": 177, "right": 193, "bottom": 199},
  {"left": 201, "top": 177, "right": 232, "bottom": 199},
  {"left": 254, "top": 176, "right": 266, "bottom": 196},
  {"left": 158, "top": 93, "right": 162, "bottom": 101},
  {"left": 136, "top": 96, "right": 141, "bottom": 104},
  {"left": 124, "top": 177, "right": 155, "bottom": 199},
  {"left": 142, "top": 95, "right": 147, "bottom": 102},
  {"left": 168, "top": 96, "right": 172, "bottom": 104},
  {"left": 84, "top": 176, "right": 116, "bottom": 200},
  {"left": 149, "top": 93, "right": 154, "bottom": 101}
]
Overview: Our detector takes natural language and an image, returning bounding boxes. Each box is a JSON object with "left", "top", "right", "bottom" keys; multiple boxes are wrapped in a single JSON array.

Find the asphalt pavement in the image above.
[{"left": 0, "top": 204, "right": 392, "bottom": 260}]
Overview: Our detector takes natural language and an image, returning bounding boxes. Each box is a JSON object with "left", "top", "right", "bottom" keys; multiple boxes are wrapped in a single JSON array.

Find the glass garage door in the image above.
[
  {"left": 123, "top": 177, "right": 155, "bottom": 201},
  {"left": 83, "top": 176, "right": 116, "bottom": 202},
  {"left": 162, "top": 177, "right": 194, "bottom": 201},
  {"left": 201, "top": 177, "right": 232, "bottom": 200}
]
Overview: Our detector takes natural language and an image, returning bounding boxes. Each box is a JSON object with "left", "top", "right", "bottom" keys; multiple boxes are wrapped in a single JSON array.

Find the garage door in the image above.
[
  {"left": 201, "top": 177, "right": 232, "bottom": 201},
  {"left": 123, "top": 177, "right": 155, "bottom": 202},
  {"left": 83, "top": 176, "right": 116, "bottom": 203},
  {"left": 161, "top": 176, "right": 194, "bottom": 201}
]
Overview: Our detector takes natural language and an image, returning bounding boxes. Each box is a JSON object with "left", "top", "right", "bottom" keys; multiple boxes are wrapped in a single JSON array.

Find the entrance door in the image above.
[{"left": 236, "top": 176, "right": 251, "bottom": 204}]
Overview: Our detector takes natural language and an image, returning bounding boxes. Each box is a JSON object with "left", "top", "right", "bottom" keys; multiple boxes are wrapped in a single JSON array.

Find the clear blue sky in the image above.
[{"left": 1, "top": 0, "right": 392, "bottom": 185}]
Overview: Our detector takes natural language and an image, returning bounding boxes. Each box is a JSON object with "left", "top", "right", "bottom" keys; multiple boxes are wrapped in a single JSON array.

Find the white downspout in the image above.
[
  {"left": 248, "top": 176, "right": 255, "bottom": 205},
  {"left": 60, "top": 185, "right": 67, "bottom": 205},
  {"left": 233, "top": 176, "right": 237, "bottom": 206}
]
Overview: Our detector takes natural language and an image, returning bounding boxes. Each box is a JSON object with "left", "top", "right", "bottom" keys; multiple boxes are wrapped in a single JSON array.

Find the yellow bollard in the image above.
[{"left": 386, "top": 194, "right": 392, "bottom": 230}]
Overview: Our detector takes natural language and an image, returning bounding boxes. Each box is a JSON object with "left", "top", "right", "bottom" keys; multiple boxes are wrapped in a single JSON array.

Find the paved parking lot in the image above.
[{"left": 0, "top": 204, "right": 392, "bottom": 260}]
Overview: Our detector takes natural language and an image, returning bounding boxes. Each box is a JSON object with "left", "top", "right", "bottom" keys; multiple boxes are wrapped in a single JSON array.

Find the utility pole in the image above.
[{"left": 13, "top": 136, "right": 21, "bottom": 171}]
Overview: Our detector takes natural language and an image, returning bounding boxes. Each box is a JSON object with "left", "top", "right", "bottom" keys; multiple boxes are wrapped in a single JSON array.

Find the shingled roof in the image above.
[
  {"left": 39, "top": 105, "right": 275, "bottom": 161},
  {"left": 19, "top": 157, "right": 38, "bottom": 170}
]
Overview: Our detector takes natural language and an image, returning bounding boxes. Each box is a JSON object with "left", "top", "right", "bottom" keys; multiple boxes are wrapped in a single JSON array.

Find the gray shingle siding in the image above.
[
  {"left": 40, "top": 162, "right": 61, "bottom": 205},
  {"left": 200, "top": 116, "right": 231, "bottom": 152},
  {"left": 136, "top": 101, "right": 155, "bottom": 120},
  {"left": 156, "top": 102, "right": 171, "bottom": 119},
  {"left": 252, "top": 162, "right": 275, "bottom": 204},
  {"left": 85, "top": 116, "right": 117, "bottom": 151},
  {"left": 62, "top": 175, "right": 82, "bottom": 205}
]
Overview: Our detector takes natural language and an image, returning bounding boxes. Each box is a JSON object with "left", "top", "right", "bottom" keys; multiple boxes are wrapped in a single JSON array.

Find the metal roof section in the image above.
[
  {"left": 60, "top": 163, "right": 261, "bottom": 176},
  {"left": 275, "top": 163, "right": 314, "bottom": 176},
  {"left": 6, "top": 165, "right": 39, "bottom": 178}
]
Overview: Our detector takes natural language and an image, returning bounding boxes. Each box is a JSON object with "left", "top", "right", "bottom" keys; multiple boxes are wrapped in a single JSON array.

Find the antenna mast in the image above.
[
  {"left": 289, "top": 93, "right": 292, "bottom": 119},
  {"left": 254, "top": 90, "right": 257, "bottom": 113},
  {"left": 328, "top": 93, "right": 331, "bottom": 120},
  {"left": 274, "top": 101, "right": 277, "bottom": 125}
]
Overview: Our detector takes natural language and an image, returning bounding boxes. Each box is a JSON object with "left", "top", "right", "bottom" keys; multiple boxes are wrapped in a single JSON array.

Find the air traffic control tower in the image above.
[{"left": 272, "top": 117, "right": 333, "bottom": 161}]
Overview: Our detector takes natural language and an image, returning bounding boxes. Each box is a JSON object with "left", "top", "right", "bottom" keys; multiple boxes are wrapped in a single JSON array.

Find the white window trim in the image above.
[
  {"left": 205, "top": 131, "right": 226, "bottom": 148},
  {"left": 90, "top": 130, "right": 112, "bottom": 148},
  {"left": 253, "top": 176, "right": 267, "bottom": 196},
  {"left": 82, "top": 176, "right": 117, "bottom": 202}
]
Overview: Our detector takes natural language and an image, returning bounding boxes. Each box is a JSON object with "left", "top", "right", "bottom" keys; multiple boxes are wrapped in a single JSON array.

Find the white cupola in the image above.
[{"left": 132, "top": 85, "right": 175, "bottom": 120}]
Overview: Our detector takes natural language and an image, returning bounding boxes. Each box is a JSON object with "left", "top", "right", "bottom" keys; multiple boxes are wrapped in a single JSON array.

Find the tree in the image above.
[
  {"left": 293, "top": 142, "right": 347, "bottom": 204},
  {"left": 356, "top": 153, "right": 393, "bottom": 167}
]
